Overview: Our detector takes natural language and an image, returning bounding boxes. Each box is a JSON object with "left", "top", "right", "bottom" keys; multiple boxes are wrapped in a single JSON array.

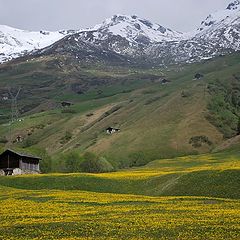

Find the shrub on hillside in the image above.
[
  {"left": 189, "top": 136, "right": 213, "bottom": 148},
  {"left": 207, "top": 77, "right": 240, "bottom": 138},
  {"left": 51, "top": 152, "right": 83, "bottom": 173},
  {"left": 35, "top": 124, "right": 45, "bottom": 129},
  {"left": 60, "top": 131, "right": 72, "bottom": 144},
  {"left": 65, "top": 152, "right": 83, "bottom": 172},
  {"left": 22, "top": 137, "right": 38, "bottom": 148},
  {"left": 237, "top": 118, "right": 240, "bottom": 135},
  {"left": 80, "top": 153, "right": 114, "bottom": 173},
  {"left": 61, "top": 109, "right": 77, "bottom": 114},
  {"left": 129, "top": 152, "right": 148, "bottom": 167},
  {"left": 39, "top": 154, "right": 53, "bottom": 173},
  {"left": 181, "top": 91, "right": 191, "bottom": 98}
]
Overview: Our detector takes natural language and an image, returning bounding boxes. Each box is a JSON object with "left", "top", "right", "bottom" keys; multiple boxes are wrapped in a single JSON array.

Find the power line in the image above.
[{"left": 8, "top": 87, "right": 21, "bottom": 142}]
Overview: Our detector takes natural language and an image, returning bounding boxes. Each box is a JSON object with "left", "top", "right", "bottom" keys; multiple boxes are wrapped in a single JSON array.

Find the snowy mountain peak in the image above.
[
  {"left": 0, "top": 25, "right": 79, "bottom": 63},
  {"left": 90, "top": 14, "right": 183, "bottom": 44},
  {"left": 198, "top": 0, "right": 240, "bottom": 32}
]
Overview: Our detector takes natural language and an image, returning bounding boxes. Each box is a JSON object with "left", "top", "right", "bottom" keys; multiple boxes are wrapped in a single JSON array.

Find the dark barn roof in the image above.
[
  {"left": 0, "top": 149, "right": 41, "bottom": 160},
  {"left": 106, "top": 127, "right": 120, "bottom": 131}
]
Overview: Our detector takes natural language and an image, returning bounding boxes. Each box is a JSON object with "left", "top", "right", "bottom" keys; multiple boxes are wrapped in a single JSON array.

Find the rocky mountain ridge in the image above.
[{"left": 0, "top": 0, "right": 239, "bottom": 65}]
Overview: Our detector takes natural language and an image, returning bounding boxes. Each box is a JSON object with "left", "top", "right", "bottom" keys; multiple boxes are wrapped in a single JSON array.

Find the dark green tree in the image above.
[
  {"left": 65, "top": 152, "right": 83, "bottom": 172},
  {"left": 237, "top": 117, "right": 240, "bottom": 135},
  {"left": 80, "top": 152, "right": 114, "bottom": 173}
]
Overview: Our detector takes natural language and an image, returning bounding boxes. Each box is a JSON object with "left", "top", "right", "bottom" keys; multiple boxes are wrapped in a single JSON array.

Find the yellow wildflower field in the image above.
[
  {"left": 0, "top": 185, "right": 239, "bottom": 240},
  {"left": 0, "top": 152, "right": 239, "bottom": 239}
]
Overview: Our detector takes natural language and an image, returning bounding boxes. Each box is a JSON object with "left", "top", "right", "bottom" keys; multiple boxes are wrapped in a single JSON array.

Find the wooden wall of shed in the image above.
[
  {"left": 0, "top": 152, "right": 19, "bottom": 169},
  {"left": 0, "top": 152, "right": 40, "bottom": 172},
  {"left": 20, "top": 158, "right": 40, "bottom": 171}
]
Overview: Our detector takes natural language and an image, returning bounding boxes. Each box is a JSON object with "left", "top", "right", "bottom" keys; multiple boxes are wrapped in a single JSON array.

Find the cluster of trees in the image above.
[
  {"left": 189, "top": 136, "right": 213, "bottom": 148},
  {"left": 40, "top": 151, "right": 114, "bottom": 174},
  {"left": 207, "top": 76, "right": 240, "bottom": 138}
]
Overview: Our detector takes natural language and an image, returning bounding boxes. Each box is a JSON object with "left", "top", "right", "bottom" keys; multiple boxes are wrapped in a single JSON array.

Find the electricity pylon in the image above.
[
  {"left": 8, "top": 87, "right": 21, "bottom": 123},
  {"left": 8, "top": 87, "right": 21, "bottom": 143}
]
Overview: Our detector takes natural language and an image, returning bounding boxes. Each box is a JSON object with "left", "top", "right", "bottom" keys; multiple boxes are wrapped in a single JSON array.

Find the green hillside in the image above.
[
  {"left": 0, "top": 53, "right": 240, "bottom": 168},
  {"left": 1, "top": 54, "right": 240, "bottom": 240}
]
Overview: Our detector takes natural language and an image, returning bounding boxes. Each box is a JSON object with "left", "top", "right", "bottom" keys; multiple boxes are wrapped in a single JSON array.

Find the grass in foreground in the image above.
[
  {"left": 0, "top": 151, "right": 240, "bottom": 239},
  {"left": 0, "top": 186, "right": 239, "bottom": 240}
]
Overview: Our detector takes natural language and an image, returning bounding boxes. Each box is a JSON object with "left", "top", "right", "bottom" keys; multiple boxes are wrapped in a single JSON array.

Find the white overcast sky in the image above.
[{"left": 0, "top": 0, "right": 231, "bottom": 32}]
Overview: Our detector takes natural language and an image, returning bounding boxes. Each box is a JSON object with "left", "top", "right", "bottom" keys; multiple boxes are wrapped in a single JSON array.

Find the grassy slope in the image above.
[
  {"left": 0, "top": 150, "right": 239, "bottom": 199},
  {"left": 0, "top": 54, "right": 240, "bottom": 167}
]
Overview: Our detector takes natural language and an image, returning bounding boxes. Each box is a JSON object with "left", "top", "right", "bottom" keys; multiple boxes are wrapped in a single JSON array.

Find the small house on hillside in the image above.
[
  {"left": 160, "top": 79, "right": 171, "bottom": 85},
  {"left": 2, "top": 96, "right": 8, "bottom": 101},
  {"left": 106, "top": 127, "right": 120, "bottom": 134},
  {"left": 0, "top": 149, "right": 41, "bottom": 176},
  {"left": 15, "top": 135, "right": 24, "bottom": 143},
  {"left": 61, "top": 101, "right": 73, "bottom": 107},
  {"left": 194, "top": 73, "right": 204, "bottom": 80}
]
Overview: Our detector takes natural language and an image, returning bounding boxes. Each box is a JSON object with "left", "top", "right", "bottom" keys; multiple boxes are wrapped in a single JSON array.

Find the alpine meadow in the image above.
[{"left": 0, "top": 1, "right": 240, "bottom": 239}]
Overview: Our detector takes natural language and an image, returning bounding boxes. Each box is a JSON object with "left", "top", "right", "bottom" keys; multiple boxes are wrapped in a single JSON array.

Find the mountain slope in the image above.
[
  {"left": 36, "top": 34, "right": 133, "bottom": 65},
  {"left": 0, "top": 52, "right": 240, "bottom": 167}
]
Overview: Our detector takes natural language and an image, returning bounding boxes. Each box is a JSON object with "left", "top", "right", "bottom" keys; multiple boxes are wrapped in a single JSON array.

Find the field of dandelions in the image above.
[{"left": 1, "top": 152, "right": 240, "bottom": 239}]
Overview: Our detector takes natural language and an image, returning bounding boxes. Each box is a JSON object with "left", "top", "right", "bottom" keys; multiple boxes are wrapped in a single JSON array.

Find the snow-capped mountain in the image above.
[
  {"left": 0, "top": 25, "right": 77, "bottom": 63},
  {"left": 69, "top": 14, "right": 183, "bottom": 58},
  {"left": 195, "top": 0, "right": 240, "bottom": 49},
  {"left": 0, "top": 0, "right": 240, "bottom": 65},
  {"left": 146, "top": 0, "right": 240, "bottom": 64},
  {"left": 198, "top": 0, "right": 240, "bottom": 32},
  {"left": 85, "top": 14, "right": 183, "bottom": 43},
  {"left": 42, "top": 1, "right": 240, "bottom": 65}
]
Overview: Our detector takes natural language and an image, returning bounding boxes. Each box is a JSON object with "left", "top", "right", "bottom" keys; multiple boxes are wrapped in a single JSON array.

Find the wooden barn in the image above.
[{"left": 0, "top": 149, "right": 41, "bottom": 176}]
